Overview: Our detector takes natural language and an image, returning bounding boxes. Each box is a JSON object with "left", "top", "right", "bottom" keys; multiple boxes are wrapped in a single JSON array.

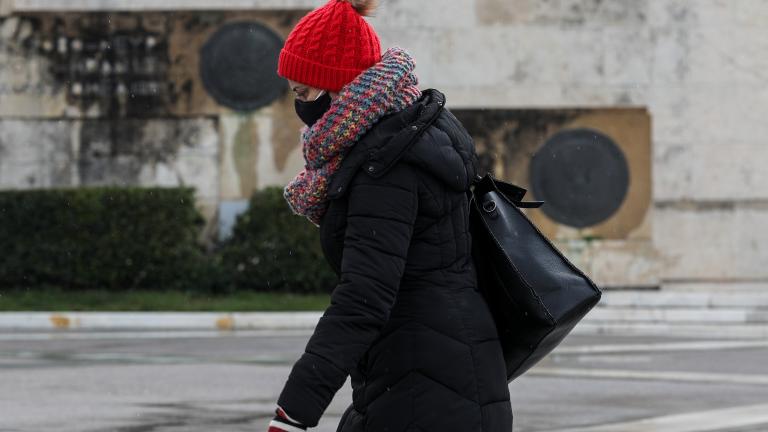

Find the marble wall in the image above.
[
  {"left": 368, "top": 0, "right": 768, "bottom": 291},
  {"left": 0, "top": 10, "right": 308, "bottom": 243},
  {"left": 1, "top": 0, "right": 766, "bottom": 290}
]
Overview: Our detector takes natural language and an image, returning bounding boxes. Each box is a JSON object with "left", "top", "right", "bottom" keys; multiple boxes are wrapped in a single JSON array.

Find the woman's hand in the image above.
[{"left": 267, "top": 405, "right": 308, "bottom": 432}]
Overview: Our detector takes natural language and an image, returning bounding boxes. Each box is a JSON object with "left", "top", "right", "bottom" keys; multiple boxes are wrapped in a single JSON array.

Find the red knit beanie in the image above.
[{"left": 278, "top": 0, "right": 382, "bottom": 93}]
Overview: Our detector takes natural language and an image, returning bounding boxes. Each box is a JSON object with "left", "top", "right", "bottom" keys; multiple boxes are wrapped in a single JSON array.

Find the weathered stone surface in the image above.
[
  {"left": 0, "top": 12, "right": 301, "bottom": 118},
  {"left": 268, "top": 94, "right": 306, "bottom": 175},
  {"left": 428, "top": 27, "right": 520, "bottom": 88},
  {"left": 0, "top": 1, "right": 13, "bottom": 17},
  {"left": 0, "top": 17, "right": 68, "bottom": 117},
  {"left": 654, "top": 205, "right": 768, "bottom": 280},
  {"left": 436, "top": 84, "right": 648, "bottom": 110},
  {"left": 12, "top": 0, "right": 318, "bottom": 11},
  {"left": 218, "top": 115, "right": 257, "bottom": 201},
  {"left": 1, "top": 0, "right": 767, "bottom": 288},
  {"left": 0, "top": 119, "right": 73, "bottom": 188},
  {"left": 166, "top": 11, "right": 301, "bottom": 116},
  {"left": 370, "top": 0, "right": 476, "bottom": 29},
  {"left": 83, "top": 118, "right": 219, "bottom": 200},
  {"left": 376, "top": 26, "right": 436, "bottom": 87},
  {"left": 654, "top": 141, "right": 768, "bottom": 201},
  {"left": 650, "top": 25, "right": 768, "bottom": 85},
  {"left": 510, "top": 27, "right": 607, "bottom": 86},
  {"left": 587, "top": 240, "right": 662, "bottom": 288},
  {"left": 650, "top": 0, "right": 768, "bottom": 31},
  {"left": 218, "top": 110, "right": 304, "bottom": 201},
  {"left": 662, "top": 281, "right": 768, "bottom": 292},
  {"left": 649, "top": 84, "right": 768, "bottom": 146},
  {"left": 476, "top": 0, "right": 648, "bottom": 28},
  {"left": 453, "top": 107, "right": 652, "bottom": 241},
  {"left": 603, "top": 27, "right": 652, "bottom": 86},
  {"left": 0, "top": 118, "right": 218, "bottom": 198},
  {"left": 550, "top": 237, "right": 661, "bottom": 289}
]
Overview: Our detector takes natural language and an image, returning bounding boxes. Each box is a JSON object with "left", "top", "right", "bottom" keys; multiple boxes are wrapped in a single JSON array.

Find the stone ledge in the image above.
[
  {"left": 11, "top": 0, "right": 316, "bottom": 12},
  {"left": 588, "top": 307, "right": 768, "bottom": 324},
  {"left": 574, "top": 322, "right": 768, "bottom": 339},
  {"left": 598, "top": 290, "right": 768, "bottom": 308},
  {"left": 0, "top": 311, "right": 323, "bottom": 330}
]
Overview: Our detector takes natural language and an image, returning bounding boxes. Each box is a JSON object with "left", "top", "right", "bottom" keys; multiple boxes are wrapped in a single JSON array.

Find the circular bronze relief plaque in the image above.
[
  {"left": 529, "top": 128, "right": 629, "bottom": 228},
  {"left": 200, "top": 21, "right": 286, "bottom": 111}
]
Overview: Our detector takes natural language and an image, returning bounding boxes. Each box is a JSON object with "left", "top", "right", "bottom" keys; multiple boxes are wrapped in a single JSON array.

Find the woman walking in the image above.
[{"left": 269, "top": 1, "right": 512, "bottom": 431}]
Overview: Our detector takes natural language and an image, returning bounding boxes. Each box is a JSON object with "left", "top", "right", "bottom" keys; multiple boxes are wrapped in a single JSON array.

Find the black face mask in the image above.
[{"left": 294, "top": 91, "right": 332, "bottom": 127}]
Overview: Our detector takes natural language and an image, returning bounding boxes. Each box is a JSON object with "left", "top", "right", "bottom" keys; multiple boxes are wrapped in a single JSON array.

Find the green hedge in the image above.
[
  {"left": 0, "top": 186, "right": 216, "bottom": 291},
  {"left": 215, "top": 186, "right": 338, "bottom": 294},
  {"left": 0, "top": 185, "right": 337, "bottom": 294}
]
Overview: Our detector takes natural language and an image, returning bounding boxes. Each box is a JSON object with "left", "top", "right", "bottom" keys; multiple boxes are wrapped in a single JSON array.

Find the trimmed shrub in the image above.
[
  {"left": 0, "top": 186, "right": 217, "bottom": 292},
  {"left": 0, "top": 185, "right": 338, "bottom": 295},
  {"left": 216, "top": 186, "right": 338, "bottom": 294}
]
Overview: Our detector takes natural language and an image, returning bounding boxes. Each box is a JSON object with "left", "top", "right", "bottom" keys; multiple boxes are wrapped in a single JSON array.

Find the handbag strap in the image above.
[{"left": 468, "top": 173, "right": 544, "bottom": 208}]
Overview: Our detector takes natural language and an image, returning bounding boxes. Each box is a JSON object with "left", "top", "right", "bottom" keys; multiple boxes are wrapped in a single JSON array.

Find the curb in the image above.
[
  {"left": 3, "top": 312, "right": 765, "bottom": 339},
  {"left": 0, "top": 312, "right": 323, "bottom": 331}
]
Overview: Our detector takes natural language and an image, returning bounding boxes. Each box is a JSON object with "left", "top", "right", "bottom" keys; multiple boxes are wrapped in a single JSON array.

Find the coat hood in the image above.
[{"left": 327, "top": 88, "right": 479, "bottom": 200}]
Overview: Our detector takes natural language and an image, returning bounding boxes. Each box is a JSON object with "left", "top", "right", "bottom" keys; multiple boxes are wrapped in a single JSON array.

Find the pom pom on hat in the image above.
[
  {"left": 343, "top": 0, "right": 379, "bottom": 17},
  {"left": 277, "top": 0, "right": 382, "bottom": 92}
]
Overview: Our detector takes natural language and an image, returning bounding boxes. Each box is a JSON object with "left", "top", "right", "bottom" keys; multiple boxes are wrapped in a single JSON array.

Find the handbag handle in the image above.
[{"left": 470, "top": 173, "right": 544, "bottom": 209}]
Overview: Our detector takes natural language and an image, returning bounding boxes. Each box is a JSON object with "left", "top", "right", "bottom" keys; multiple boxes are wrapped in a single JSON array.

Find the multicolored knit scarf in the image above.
[{"left": 283, "top": 46, "right": 422, "bottom": 226}]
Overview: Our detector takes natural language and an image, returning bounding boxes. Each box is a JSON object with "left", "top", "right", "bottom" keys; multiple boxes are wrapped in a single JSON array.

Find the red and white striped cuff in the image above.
[
  {"left": 268, "top": 418, "right": 305, "bottom": 432},
  {"left": 268, "top": 405, "right": 307, "bottom": 431},
  {"left": 276, "top": 405, "right": 303, "bottom": 424}
]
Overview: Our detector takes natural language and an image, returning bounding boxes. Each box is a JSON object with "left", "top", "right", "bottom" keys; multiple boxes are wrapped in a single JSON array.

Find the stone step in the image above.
[
  {"left": 586, "top": 307, "right": 768, "bottom": 324},
  {"left": 572, "top": 322, "right": 768, "bottom": 339},
  {"left": 596, "top": 291, "right": 768, "bottom": 309}
]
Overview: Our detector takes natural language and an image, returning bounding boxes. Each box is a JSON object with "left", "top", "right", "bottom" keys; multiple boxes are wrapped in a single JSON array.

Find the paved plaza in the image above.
[{"left": 2, "top": 329, "right": 768, "bottom": 431}]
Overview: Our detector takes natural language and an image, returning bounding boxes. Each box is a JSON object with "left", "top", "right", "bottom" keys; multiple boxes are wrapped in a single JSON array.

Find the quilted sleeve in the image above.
[{"left": 276, "top": 163, "right": 419, "bottom": 427}]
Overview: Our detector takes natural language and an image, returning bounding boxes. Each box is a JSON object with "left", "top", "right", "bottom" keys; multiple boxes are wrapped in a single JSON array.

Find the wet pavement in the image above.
[{"left": 2, "top": 330, "right": 768, "bottom": 431}]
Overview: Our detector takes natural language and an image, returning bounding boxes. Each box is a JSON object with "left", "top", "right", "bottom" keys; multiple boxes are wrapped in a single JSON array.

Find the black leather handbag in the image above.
[{"left": 467, "top": 172, "right": 602, "bottom": 382}]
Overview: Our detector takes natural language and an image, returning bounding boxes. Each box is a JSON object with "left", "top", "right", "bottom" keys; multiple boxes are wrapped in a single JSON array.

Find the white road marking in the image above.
[
  {"left": 554, "top": 339, "right": 768, "bottom": 355},
  {"left": 529, "top": 367, "right": 768, "bottom": 386},
  {"left": 2, "top": 350, "right": 293, "bottom": 365},
  {"left": 568, "top": 354, "right": 653, "bottom": 364},
  {"left": 0, "top": 328, "right": 313, "bottom": 341},
  {"left": 550, "top": 402, "right": 768, "bottom": 432}
]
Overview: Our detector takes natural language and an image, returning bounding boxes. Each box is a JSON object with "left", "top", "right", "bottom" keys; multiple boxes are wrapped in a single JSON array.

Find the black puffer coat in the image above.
[{"left": 277, "top": 89, "right": 513, "bottom": 432}]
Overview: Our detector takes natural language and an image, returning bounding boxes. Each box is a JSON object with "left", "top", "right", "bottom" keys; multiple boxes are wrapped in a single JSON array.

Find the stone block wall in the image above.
[
  {"left": 0, "top": 9, "right": 309, "bottom": 243},
  {"left": 1, "top": 0, "right": 766, "bottom": 290},
  {"left": 367, "top": 0, "right": 768, "bottom": 290}
]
